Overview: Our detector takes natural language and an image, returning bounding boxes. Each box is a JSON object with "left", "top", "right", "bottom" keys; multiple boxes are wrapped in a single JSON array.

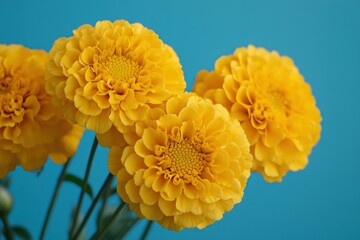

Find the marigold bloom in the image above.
[
  {"left": 0, "top": 44, "right": 83, "bottom": 178},
  {"left": 108, "top": 93, "right": 252, "bottom": 230},
  {"left": 46, "top": 20, "right": 186, "bottom": 135},
  {"left": 193, "top": 45, "right": 322, "bottom": 182}
]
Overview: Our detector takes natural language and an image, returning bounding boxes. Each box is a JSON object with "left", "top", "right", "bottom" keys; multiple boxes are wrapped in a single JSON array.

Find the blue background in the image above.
[{"left": 1, "top": 0, "right": 360, "bottom": 239}]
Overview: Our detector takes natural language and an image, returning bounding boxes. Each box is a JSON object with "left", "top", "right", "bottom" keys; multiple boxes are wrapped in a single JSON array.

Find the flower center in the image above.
[
  {"left": 0, "top": 77, "right": 13, "bottom": 94},
  {"left": 270, "top": 91, "right": 286, "bottom": 111},
  {"left": 250, "top": 90, "right": 289, "bottom": 130},
  {"left": 103, "top": 56, "right": 140, "bottom": 83},
  {"left": 0, "top": 72, "right": 22, "bottom": 94},
  {"left": 0, "top": 74, "right": 25, "bottom": 122},
  {"left": 167, "top": 139, "right": 205, "bottom": 179},
  {"left": 0, "top": 94, "right": 24, "bottom": 124}
]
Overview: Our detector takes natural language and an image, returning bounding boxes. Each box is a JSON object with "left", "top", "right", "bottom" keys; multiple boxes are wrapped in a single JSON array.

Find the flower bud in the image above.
[{"left": 0, "top": 186, "right": 12, "bottom": 215}]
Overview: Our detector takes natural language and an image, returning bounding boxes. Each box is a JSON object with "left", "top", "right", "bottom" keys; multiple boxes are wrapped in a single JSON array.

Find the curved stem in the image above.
[
  {"left": 140, "top": 220, "right": 153, "bottom": 240},
  {"left": 91, "top": 202, "right": 126, "bottom": 240},
  {"left": 71, "top": 174, "right": 113, "bottom": 240},
  {"left": 39, "top": 160, "right": 70, "bottom": 240},
  {"left": 1, "top": 214, "right": 13, "bottom": 240},
  {"left": 70, "top": 137, "right": 98, "bottom": 238}
]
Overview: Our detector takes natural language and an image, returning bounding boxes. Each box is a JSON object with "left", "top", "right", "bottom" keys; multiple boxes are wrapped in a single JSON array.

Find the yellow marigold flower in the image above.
[
  {"left": 108, "top": 93, "right": 252, "bottom": 230},
  {"left": 46, "top": 20, "right": 186, "bottom": 135},
  {"left": 0, "top": 44, "right": 83, "bottom": 178},
  {"left": 193, "top": 45, "right": 322, "bottom": 182}
]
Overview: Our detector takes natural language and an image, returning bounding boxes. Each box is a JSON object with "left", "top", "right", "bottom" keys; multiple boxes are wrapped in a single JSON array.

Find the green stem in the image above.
[
  {"left": 39, "top": 160, "right": 70, "bottom": 240},
  {"left": 97, "top": 177, "right": 113, "bottom": 230},
  {"left": 91, "top": 202, "right": 126, "bottom": 240},
  {"left": 140, "top": 220, "right": 153, "bottom": 240},
  {"left": 1, "top": 214, "right": 13, "bottom": 240},
  {"left": 70, "top": 137, "right": 98, "bottom": 238},
  {"left": 71, "top": 174, "right": 113, "bottom": 240}
]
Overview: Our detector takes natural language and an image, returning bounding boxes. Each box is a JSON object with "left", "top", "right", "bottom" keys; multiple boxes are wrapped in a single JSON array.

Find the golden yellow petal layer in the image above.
[
  {"left": 0, "top": 44, "right": 84, "bottom": 178},
  {"left": 193, "top": 45, "right": 322, "bottom": 182},
  {"left": 108, "top": 93, "right": 252, "bottom": 230},
  {"left": 46, "top": 20, "right": 186, "bottom": 134}
]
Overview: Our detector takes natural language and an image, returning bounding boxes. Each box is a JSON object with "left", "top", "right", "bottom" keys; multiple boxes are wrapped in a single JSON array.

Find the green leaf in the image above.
[
  {"left": 97, "top": 204, "right": 138, "bottom": 239},
  {"left": 64, "top": 174, "right": 94, "bottom": 199},
  {"left": 12, "top": 226, "right": 32, "bottom": 240},
  {"left": 115, "top": 218, "right": 139, "bottom": 239},
  {"left": 70, "top": 209, "right": 87, "bottom": 240}
]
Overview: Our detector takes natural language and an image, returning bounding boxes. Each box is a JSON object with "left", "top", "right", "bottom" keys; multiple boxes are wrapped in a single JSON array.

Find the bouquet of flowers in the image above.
[{"left": 0, "top": 19, "right": 321, "bottom": 239}]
